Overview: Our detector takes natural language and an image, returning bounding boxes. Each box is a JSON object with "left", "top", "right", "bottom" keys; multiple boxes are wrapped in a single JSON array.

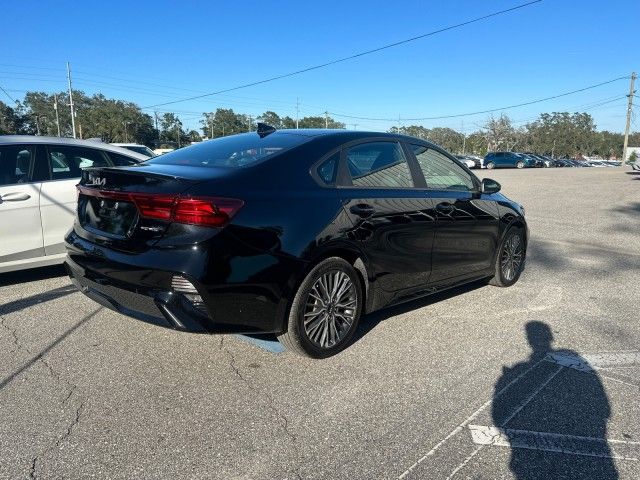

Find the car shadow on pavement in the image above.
[
  {"left": 490, "top": 321, "right": 618, "bottom": 479},
  {"left": 0, "top": 265, "right": 67, "bottom": 288},
  {"left": 0, "top": 284, "right": 78, "bottom": 316},
  {"left": 352, "top": 280, "right": 487, "bottom": 345}
]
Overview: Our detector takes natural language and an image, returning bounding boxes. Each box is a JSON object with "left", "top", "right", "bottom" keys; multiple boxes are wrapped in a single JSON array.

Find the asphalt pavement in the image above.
[{"left": 1, "top": 167, "right": 639, "bottom": 479}]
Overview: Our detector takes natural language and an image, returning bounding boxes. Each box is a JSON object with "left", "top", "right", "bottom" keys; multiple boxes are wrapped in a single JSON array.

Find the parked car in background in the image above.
[
  {"left": 111, "top": 143, "right": 156, "bottom": 158},
  {"left": 483, "top": 152, "right": 537, "bottom": 169},
  {"left": 65, "top": 127, "right": 528, "bottom": 357},
  {"left": 455, "top": 154, "right": 482, "bottom": 169},
  {"left": 0, "top": 136, "right": 147, "bottom": 273},
  {"left": 455, "top": 155, "right": 476, "bottom": 169},
  {"left": 520, "top": 154, "right": 544, "bottom": 168}
]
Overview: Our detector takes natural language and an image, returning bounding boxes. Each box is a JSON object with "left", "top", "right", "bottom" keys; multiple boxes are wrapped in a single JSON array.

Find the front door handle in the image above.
[
  {"left": 350, "top": 203, "right": 375, "bottom": 218},
  {"left": 435, "top": 202, "right": 455, "bottom": 213},
  {"left": 0, "top": 192, "right": 31, "bottom": 202}
]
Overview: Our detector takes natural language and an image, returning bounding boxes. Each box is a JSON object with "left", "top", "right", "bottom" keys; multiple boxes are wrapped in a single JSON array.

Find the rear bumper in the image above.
[
  {"left": 65, "top": 256, "right": 214, "bottom": 332},
  {"left": 65, "top": 229, "right": 303, "bottom": 334}
]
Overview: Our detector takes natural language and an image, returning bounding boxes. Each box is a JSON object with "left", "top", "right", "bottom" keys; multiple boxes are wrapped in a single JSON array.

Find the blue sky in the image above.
[{"left": 1, "top": 0, "right": 637, "bottom": 133}]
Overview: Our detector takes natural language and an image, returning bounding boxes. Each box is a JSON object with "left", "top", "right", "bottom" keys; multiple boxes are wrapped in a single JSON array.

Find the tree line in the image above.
[{"left": 1, "top": 91, "right": 636, "bottom": 158}]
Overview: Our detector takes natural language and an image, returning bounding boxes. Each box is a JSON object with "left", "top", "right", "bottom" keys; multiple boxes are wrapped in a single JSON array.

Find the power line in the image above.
[
  {"left": 327, "top": 76, "right": 631, "bottom": 122},
  {"left": 142, "top": 0, "right": 542, "bottom": 109},
  {"left": 0, "top": 85, "right": 17, "bottom": 104}
]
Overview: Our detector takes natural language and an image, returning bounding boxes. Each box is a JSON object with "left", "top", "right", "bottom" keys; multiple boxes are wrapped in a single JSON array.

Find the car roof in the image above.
[
  {"left": 111, "top": 143, "right": 148, "bottom": 147},
  {"left": 0, "top": 135, "right": 149, "bottom": 161},
  {"left": 264, "top": 128, "right": 440, "bottom": 148}
]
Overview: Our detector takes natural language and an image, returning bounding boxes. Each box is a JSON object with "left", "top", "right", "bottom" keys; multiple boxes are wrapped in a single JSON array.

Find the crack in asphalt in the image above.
[
  {"left": 220, "top": 337, "right": 304, "bottom": 480},
  {"left": 0, "top": 312, "right": 86, "bottom": 479},
  {"left": 0, "top": 313, "right": 21, "bottom": 353}
]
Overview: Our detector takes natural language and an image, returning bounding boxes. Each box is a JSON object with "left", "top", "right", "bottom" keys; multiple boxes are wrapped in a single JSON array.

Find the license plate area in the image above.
[{"left": 79, "top": 195, "right": 138, "bottom": 237}]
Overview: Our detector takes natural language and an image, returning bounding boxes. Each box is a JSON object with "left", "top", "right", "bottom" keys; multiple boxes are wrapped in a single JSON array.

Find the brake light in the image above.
[
  {"left": 130, "top": 194, "right": 175, "bottom": 220},
  {"left": 173, "top": 197, "right": 244, "bottom": 227},
  {"left": 77, "top": 186, "right": 243, "bottom": 227}
]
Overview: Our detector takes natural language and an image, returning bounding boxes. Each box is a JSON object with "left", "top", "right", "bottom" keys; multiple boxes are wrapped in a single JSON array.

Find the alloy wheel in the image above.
[
  {"left": 501, "top": 233, "right": 523, "bottom": 281},
  {"left": 303, "top": 270, "right": 357, "bottom": 349}
]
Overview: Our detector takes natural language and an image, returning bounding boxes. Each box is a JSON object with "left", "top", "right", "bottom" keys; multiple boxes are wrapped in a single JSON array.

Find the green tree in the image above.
[
  {"left": 0, "top": 101, "right": 28, "bottom": 134},
  {"left": 200, "top": 108, "right": 246, "bottom": 138}
]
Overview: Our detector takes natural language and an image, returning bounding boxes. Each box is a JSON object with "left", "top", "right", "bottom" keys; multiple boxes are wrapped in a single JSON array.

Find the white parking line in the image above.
[
  {"left": 397, "top": 350, "right": 640, "bottom": 479},
  {"left": 468, "top": 425, "right": 640, "bottom": 461},
  {"left": 397, "top": 356, "right": 551, "bottom": 479},
  {"left": 545, "top": 351, "right": 640, "bottom": 372}
]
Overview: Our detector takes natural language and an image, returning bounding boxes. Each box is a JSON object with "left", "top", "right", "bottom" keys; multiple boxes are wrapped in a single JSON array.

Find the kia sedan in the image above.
[
  {"left": 0, "top": 136, "right": 147, "bottom": 273},
  {"left": 65, "top": 127, "right": 528, "bottom": 357}
]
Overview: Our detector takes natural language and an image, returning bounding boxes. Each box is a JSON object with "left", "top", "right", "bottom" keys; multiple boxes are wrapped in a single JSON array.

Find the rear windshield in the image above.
[{"left": 146, "top": 132, "right": 309, "bottom": 168}]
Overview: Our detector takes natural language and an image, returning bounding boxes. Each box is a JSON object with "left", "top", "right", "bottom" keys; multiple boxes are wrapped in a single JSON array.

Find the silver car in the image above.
[{"left": 0, "top": 136, "right": 147, "bottom": 273}]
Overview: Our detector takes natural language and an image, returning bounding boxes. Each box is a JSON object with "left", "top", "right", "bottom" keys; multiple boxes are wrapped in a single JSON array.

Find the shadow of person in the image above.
[{"left": 490, "top": 321, "right": 618, "bottom": 479}]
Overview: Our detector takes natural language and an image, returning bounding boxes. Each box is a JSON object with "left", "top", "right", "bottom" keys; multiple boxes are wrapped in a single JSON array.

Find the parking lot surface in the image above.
[{"left": 1, "top": 168, "right": 639, "bottom": 479}]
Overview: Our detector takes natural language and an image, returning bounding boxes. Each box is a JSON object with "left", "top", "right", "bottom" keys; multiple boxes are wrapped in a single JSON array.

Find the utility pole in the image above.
[
  {"left": 35, "top": 115, "right": 41, "bottom": 136},
  {"left": 325, "top": 111, "right": 329, "bottom": 129},
  {"left": 53, "top": 94, "right": 61, "bottom": 137},
  {"left": 210, "top": 117, "right": 214, "bottom": 138},
  {"left": 295, "top": 97, "right": 299, "bottom": 129},
  {"left": 397, "top": 114, "right": 401, "bottom": 133},
  {"left": 154, "top": 111, "right": 160, "bottom": 140},
  {"left": 248, "top": 115, "right": 253, "bottom": 132},
  {"left": 66, "top": 62, "right": 76, "bottom": 138},
  {"left": 461, "top": 120, "right": 466, "bottom": 154},
  {"left": 621, "top": 72, "right": 636, "bottom": 168}
]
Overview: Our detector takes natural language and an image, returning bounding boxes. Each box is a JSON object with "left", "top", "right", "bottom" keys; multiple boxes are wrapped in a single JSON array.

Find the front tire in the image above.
[
  {"left": 516, "top": 161, "right": 525, "bottom": 169},
  {"left": 489, "top": 227, "right": 525, "bottom": 287},
  {"left": 486, "top": 161, "right": 495, "bottom": 170},
  {"left": 278, "top": 257, "right": 362, "bottom": 358}
]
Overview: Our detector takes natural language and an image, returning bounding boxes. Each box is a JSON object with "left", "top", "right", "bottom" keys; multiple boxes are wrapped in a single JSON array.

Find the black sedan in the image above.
[{"left": 65, "top": 126, "right": 528, "bottom": 357}]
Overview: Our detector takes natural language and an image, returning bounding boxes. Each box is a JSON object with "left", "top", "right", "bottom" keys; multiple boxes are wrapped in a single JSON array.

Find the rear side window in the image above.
[
  {"left": 147, "top": 132, "right": 309, "bottom": 168},
  {"left": 346, "top": 142, "right": 413, "bottom": 188},
  {"left": 47, "top": 146, "right": 109, "bottom": 180},
  {"left": 317, "top": 152, "right": 339, "bottom": 185},
  {"left": 412, "top": 145, "right": 475, "bottom": 191},
  {"left": 0, "top": 145, "right": 35, "bottom": 186}
]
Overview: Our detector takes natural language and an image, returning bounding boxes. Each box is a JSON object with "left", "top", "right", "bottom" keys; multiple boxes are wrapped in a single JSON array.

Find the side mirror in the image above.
[{"left": 481, "top": 178, "right": 501, "bottom": 194}]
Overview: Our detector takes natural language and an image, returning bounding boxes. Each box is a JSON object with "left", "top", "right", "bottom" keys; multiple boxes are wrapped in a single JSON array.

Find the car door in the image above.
[
  {"left": 0, "top": 144, "right": 45, "bottom": 265},
  {"left": 409, "top": 144, "right": 500, "bottom": 286},
  {"left": 338, "top": 140, "right": 436, "bottom": 301},
  {"left": 39, "top": 145, "right": 111, "bottom": 255}
]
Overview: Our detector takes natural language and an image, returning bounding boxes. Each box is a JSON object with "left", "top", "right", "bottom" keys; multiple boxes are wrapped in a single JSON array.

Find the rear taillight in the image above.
[{"left": 77, "top": 186, "right": 243, "bottom": 227}]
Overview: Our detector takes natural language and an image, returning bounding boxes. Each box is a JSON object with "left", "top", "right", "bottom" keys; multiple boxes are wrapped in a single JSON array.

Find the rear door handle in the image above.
[
  {"left": 435, "top": 202, "right": 455, "bottom": 213},
  {"left": 0, "top": 192, "right": 31, "bottom": 202},
  {"left": 350, "top": 203, "right": 375, "bottom": 218}
]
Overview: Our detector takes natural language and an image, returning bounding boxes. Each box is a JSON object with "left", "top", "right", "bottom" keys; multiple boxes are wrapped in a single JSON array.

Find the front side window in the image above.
[
  {"left": 346, "top": 142, "right": 413, "bottom": 188},
  {"left": 0, "top": 145, "right": 36, "bottom": 186},
  {"left": 412, "top": 145, "right": 475, "bottom": 191},
  {"left": 47, "top": 146, "right": 109, "bottom": 180}
]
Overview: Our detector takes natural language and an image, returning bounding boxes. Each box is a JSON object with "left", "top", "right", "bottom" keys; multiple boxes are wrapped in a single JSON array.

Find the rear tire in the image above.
[
  {"left": 489, "top": 227, "right": 525, "bottom": 287},
  {"left": 486, "top": 161, "right": 495, "bottom": 170},
  {"left": 278, "top": 257, "right": 362, "bottom": 358}
]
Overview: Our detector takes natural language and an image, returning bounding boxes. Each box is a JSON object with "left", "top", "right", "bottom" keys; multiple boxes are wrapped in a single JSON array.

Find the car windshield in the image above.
[{"left": 146, "top": 132, "right": 309, "bottom": 168}]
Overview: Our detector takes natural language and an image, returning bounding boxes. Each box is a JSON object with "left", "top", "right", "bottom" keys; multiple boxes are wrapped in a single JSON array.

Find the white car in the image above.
[
  {"left": 111, "top": 143, "right": 156, "bottom": 158},
  {"left": 0, "top": 136, "right": 147, "bottom": 273}
]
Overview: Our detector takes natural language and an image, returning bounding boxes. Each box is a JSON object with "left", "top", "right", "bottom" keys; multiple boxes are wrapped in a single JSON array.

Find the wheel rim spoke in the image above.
[
  {"left": 501, "top": 233, "right": 523, "bottom": 281},
  {"left": 304, "top": 269, "right": 357, "bottom": 349}
]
